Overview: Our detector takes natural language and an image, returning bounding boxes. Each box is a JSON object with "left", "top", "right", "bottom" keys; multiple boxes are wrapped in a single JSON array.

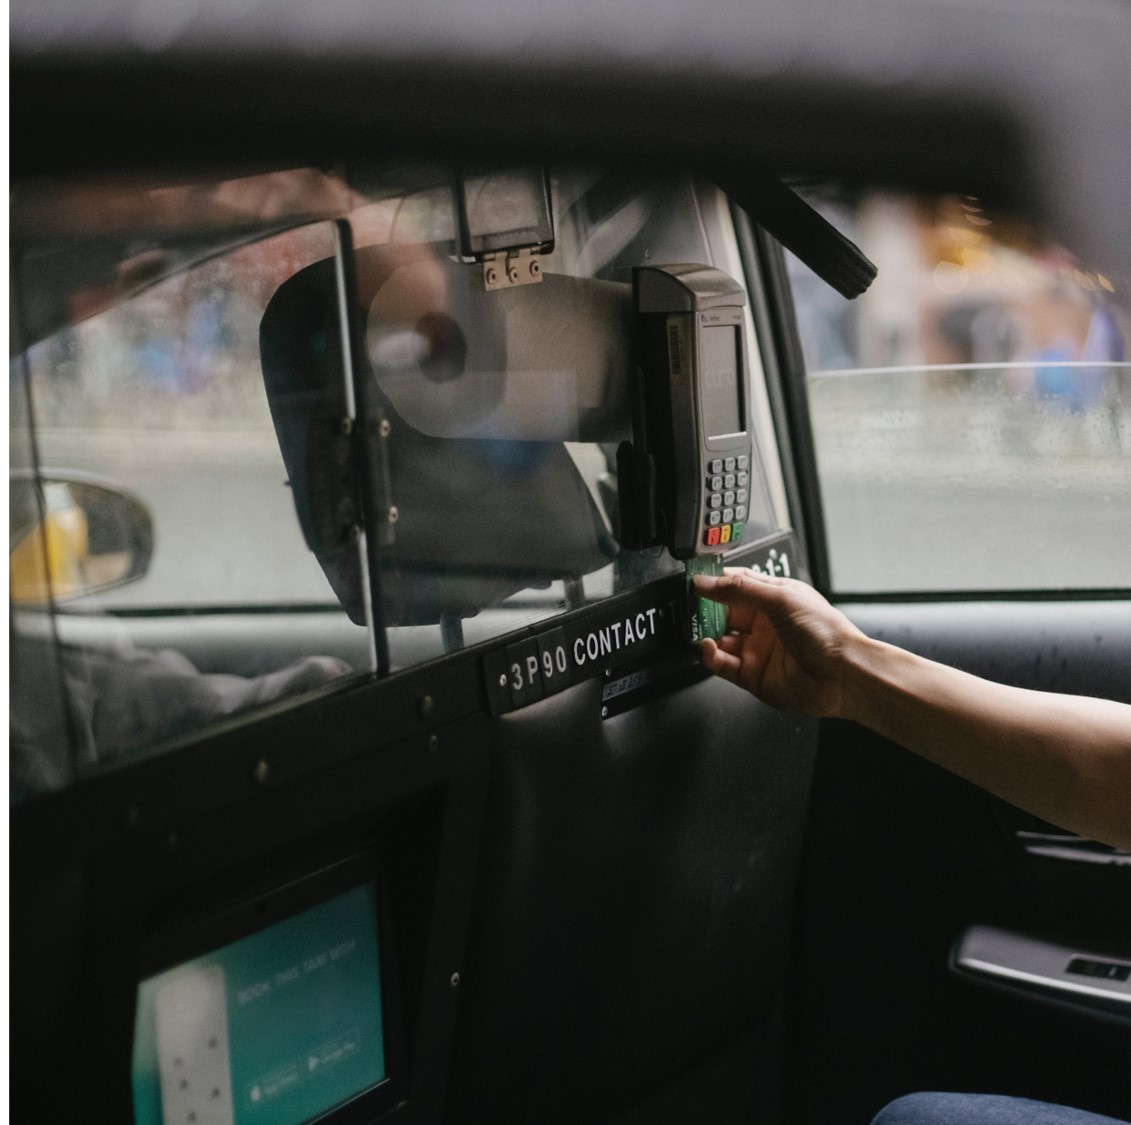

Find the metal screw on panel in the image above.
[
  {"left": 601, "top": 706, "right": 609, "bottom": 718},
  {"left": 254, "top": 759, "right": 270, "bottom": 784},
  {"left": 498, "top": 673, "right": 508, "bottom": 687},
  {"left": 450, "top": 972, "right": 461, "bottom": 988},
  {"left": 507, "top": 266, "right": 521, "bottom": 284},
  {"left": 428, "top": 735, "right": 440, "bottom": 752},
  {"left": 485, "top": 267, "right": 498, "bottom": 285},
  {"left": 387, "top": 507, "right": 399, "bottom": 524},
  {"left": 529, "top": 259, "right": 541, "bottom": 278},
  {"left": 419, "top": 695, "right": 434, "bottom": 718},
  {"left": 379, "top": 418, "right": 391, "bottom": 438}
]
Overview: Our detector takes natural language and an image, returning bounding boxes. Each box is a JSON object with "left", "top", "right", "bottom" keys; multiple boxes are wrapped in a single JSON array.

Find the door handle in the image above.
[
  {"left": 1016, "top": 831, "right": 1131, "bottom": 867},
  {"left": 954, "top": 926, "right": 1131, "bottom": 1017}
]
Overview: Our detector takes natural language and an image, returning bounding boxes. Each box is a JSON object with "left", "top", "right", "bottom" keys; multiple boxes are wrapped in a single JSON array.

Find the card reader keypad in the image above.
[{"left": 703, "top": 452, "right": 750, "bottom": 548}]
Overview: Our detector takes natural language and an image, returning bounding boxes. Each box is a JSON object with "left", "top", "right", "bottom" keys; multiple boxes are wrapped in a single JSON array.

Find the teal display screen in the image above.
[{"left": 132, "top": 884, "right": 387, "bottom": 1125}]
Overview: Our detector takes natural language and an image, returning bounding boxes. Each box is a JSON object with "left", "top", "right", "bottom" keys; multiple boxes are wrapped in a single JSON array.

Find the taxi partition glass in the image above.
[
  {"left": 10, "top": 200, "right": 367, "bottom": 796},
  {"left": 9, "top": 166, "right": 789, "bottom": 795},
  {"left": 326, "top": 170, "right": 787, "bottom": 665}
]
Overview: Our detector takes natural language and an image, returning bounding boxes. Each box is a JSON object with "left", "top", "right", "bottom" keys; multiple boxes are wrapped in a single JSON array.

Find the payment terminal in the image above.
[
  {"left": 617, "top": 263, "right": 756, "bottom": 641},
  {"left": 618, "top": 263, "right": 753, "bottom": 559}
]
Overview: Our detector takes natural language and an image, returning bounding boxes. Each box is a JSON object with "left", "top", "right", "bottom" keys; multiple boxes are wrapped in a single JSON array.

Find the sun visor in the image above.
[
  {"left": 364, "top": 255, "right": 634, "bottom": 444},
  {"left": 718, "top": 169, "right": 877, "bottom": 300}
]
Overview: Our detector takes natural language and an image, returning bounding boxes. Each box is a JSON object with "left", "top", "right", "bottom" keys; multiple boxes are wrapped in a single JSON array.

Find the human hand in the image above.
[{"left": 693, "top": 569, "right": 867, "bottom": 719}]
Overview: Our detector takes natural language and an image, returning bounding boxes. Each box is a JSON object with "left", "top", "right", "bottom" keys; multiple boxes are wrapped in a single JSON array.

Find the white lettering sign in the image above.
[{"left": 572, "top": 608, "right": 659, "bottom": 669}]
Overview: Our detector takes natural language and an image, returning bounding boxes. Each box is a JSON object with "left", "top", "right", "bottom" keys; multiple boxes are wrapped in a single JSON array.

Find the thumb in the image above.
[{"left": 693, "top": 570, "right": 791, "bottom": 626}]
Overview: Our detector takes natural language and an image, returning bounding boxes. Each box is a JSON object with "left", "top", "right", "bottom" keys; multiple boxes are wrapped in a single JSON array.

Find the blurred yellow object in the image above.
[{"left": 10, "top": 483, "right": 91, "bottom": 604}]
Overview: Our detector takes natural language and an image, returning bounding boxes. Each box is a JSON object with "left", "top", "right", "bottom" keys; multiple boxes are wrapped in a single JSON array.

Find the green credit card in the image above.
[{"left": 685, "top": 555, "right": 727, "bottom": 643}]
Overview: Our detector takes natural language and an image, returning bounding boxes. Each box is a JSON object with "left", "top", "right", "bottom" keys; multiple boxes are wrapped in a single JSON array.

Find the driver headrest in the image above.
[{"left": 260, "top": 244, "right": 630, "bottom": 626}]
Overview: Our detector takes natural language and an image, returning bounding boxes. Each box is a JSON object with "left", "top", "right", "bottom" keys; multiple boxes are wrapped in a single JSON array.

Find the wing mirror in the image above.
[{"left": 9, "top": 472, "right": 154, "bottom": 605}]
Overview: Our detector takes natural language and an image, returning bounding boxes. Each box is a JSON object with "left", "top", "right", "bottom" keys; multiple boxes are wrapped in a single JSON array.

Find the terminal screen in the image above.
[
  {"left": 132, "top": 884, "right": 387, "bottom": 1125},
  {"left": 699, "top": 325, "right": 744, "bottom": 438}
]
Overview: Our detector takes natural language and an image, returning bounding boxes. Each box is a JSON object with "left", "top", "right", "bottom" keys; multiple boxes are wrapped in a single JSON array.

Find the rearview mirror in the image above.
[{"left": 9, "top": 472, "right": 154, "bottom": 605}]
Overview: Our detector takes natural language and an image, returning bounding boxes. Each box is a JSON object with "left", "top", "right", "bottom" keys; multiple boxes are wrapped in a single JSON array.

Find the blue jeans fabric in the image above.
[{"left": 871, "top": 1093, "right": 1130, "bottom": 1125}]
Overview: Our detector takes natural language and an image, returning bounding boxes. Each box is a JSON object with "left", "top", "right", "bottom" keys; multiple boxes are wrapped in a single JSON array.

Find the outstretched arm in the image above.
[{"left": 695, "top": 569, "right": 1131, "bottom": 851}]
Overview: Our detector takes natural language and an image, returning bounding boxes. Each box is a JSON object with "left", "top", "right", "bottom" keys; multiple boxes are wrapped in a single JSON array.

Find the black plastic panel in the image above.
[
  {"left": 447, "top": 673, "right": 818, "bottom": 1124},
  {"left": 12, "top": 552, "right": 823, "bottom": 1125},
  {"left": 10, "top": 674, "right": 493, "bottom": 1125},
  {"left": 844, "top": 599, "right": 1131, "bottom": 706}
]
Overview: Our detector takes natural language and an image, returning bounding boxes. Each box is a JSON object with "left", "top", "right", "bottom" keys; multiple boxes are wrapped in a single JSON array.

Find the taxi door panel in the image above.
[{"left": 789, "top": 599, "right": 1131, "bottom": 1125}]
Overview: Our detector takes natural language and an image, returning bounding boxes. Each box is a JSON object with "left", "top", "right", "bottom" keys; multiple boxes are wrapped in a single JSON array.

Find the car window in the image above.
[
  {"left": 788, "top": 190, "right": 1131, "bottom": 593},
  {"left": 11, "top": 215, "right": 368, "bottom": 793},
  {"left": 10, "top": 354, "right": 79, "bottom": 798},
  {"left": 24, "top": 222, "right": 342, "bottom": 610},
  {"left": 11, "top": 167, "right": 788, "bottom": 797}
]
